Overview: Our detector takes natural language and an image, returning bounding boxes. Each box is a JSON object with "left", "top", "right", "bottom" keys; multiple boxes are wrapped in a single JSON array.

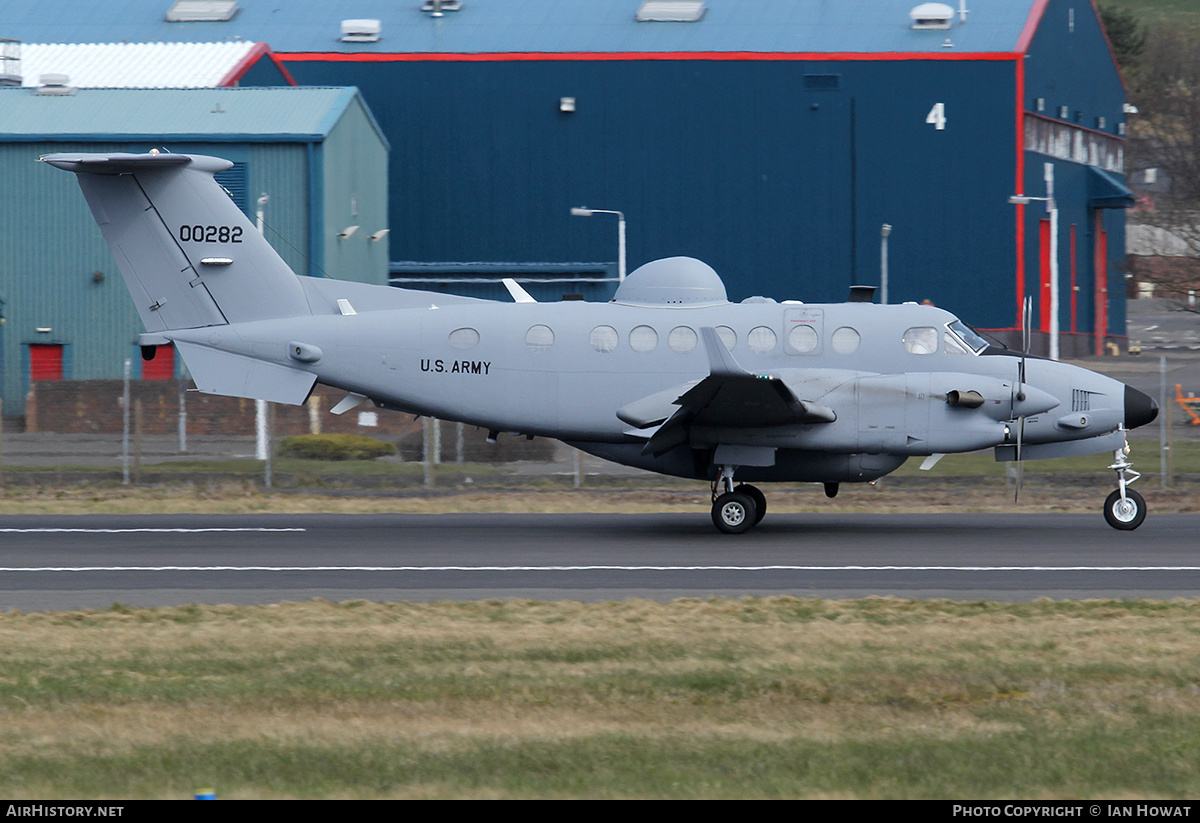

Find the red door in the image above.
[
  {"left": 1039, "top": 218, "right": 1052, "bottom": 332},
  {"left": 1094, "top": 213, "right": 1108, "bottom": 356},
  {"left": 29, "top": 344, "right": 63, "bottom": 381},
  {"left": 141, "top": 344, "right": 175, "bottom": 381}
]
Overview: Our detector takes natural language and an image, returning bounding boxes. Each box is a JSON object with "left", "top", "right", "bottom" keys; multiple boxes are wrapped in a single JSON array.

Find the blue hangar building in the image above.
[{"left": 5, "top": 0, "right": 1132, "bottom": 355}]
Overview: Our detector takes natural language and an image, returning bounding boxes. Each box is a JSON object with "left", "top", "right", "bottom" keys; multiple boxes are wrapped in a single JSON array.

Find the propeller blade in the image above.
[
  {"left": 1017, "top": 296, "right": 1031, "bottom": 401},
  {"left": 1013, "top": 415, "right": 1025, "bottom": 502}
]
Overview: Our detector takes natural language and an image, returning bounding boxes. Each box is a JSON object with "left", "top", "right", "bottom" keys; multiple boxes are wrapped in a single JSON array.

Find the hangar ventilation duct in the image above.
[
  {"left": 421, "top": 1, "right": 463, "bottom": 17},
  {"left": 637, "top": 1, "right": 706, "bottom": 23},
  {"left": 34, "top": 74, "right": 76, "bottom": 95},
  {"left": 341, "top": 19, "right": 381, "bottom": 42},
  {"left": 0, "top": 38, "right": 20, "bottom": 87},
  {"left": 910, "top": 3, "right": 957, "bottom": 29},
  {"left": 166, "top": 1, "right": 239, "bottom": 22}
]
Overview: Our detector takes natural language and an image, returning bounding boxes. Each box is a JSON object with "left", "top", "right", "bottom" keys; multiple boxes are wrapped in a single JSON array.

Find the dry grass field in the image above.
[{"left": 1, "top": 597, "right": 1199, "bottom": 798}]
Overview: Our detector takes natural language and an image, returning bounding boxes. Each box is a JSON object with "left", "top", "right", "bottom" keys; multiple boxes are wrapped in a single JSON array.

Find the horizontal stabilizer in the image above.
[
  {"left": 41, "top": 152, "right": 196, "bottom": 174},
  {"left": 175, "top": 342, "right": 316, "bottom": 405}
]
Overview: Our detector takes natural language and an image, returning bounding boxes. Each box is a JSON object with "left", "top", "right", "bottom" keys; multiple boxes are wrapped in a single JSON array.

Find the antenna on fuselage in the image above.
[{"left": 847, "top": 285, "right": 877, "bottom": 303}]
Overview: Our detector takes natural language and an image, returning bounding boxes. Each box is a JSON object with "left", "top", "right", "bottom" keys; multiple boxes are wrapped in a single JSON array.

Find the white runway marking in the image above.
[
  {"left": 1, "top": 565, "right": 1199, "bottom": 573},
  {"left": 0, "top": 528, "right": 305, "bottom": 534}
]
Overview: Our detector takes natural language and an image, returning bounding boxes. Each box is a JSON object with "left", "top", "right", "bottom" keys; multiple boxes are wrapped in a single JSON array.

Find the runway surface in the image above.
[{"left": 1, "top": 511, "right": 1198, "bottom": 611}]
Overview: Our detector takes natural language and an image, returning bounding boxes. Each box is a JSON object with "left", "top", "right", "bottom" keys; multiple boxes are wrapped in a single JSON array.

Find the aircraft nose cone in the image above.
[{"left": 1125, "top": 385, "right": 1159, "bottom": 430}]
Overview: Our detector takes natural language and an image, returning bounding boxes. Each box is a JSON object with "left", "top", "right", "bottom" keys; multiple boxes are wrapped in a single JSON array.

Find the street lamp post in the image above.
[
  {"left": 1009, "top": 162, "right": 1059, "bottom": 361},
  {"left": 571, "top": 207, "right": 626, "bottom": 282},
  {"left": 880, "top": 223, "right": 892, "bottom": 305}
]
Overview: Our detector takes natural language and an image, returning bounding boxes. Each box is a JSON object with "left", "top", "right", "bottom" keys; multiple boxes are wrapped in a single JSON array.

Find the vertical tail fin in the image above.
[{"left": 43, "top": 152, "right": 311, "bottom": 330}]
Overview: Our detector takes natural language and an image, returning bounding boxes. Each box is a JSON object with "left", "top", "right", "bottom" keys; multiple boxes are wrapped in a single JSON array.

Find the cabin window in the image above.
[
  {"left": 787, "top": 324, "right": 819, "bottom": 354},
  {"left": 629, "top": 325, "right": 658, "bottom": 353},
  {"left": 716, "top": 326, "right": 737, "bottom": 350},
  {"left": 902, "top": 326, "right": 938, "bottom": 355},
  {"left": 946, "top": 320, "right": 988, "bottom": 355},
  {"left": 944, "top": 333, "right": 969, "bottom": 355},
  {"left": 449, "top": 328, "right": 480, "bottom": 350},
  {"left": 831, "top": 326, "right": 860, "bottom": 354},
  {"left": 589, "top": 325, "right": 619, "bottom": 353},
  {"left": 525, "top": 325, "right": 554, "bottom": 351},
  {"left": 669, "top": 326, "right": 698, "bottom": 353},
  {"left": 747, "top": 326, "right": 777, "bottom": 354}
]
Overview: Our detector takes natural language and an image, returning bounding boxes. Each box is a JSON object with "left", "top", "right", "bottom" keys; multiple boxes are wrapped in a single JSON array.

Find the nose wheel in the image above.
[{"left": 1105, "top": 438, "right": 1147, "bottom": 531}]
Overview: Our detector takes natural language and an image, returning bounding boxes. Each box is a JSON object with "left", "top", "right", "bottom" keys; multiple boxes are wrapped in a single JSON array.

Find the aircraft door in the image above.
[{"left": 784, "top": 308, "right": 824, "bottom": 355}]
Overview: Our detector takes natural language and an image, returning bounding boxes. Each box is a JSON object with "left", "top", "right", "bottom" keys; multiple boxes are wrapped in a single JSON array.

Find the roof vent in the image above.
[
  {"left": 166, "top": 1, "right": 239, "bottom": 22},
  {"left": 0, "top": 38, "right": 20, "bottom": 87},
  {"left": 421, "top": 1, "right": 463, "bottom": 16},
  {"left": 637, "top": 1, "right": 706, "bottom": 23},
  {"left": 910, "top": 2, "right": 955, "bottom": 29},
  {"left": 341, "top": 19, "right": 382, "bottom": 42},
  {"left": 34, "top": 73, "right": 76, "bottom": 95}
]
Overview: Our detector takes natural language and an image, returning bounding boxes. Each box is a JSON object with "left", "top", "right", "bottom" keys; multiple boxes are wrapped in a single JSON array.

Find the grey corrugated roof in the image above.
[
  {"left": 0, "top": 85, "right": 365, "bottom": 142},
  {"left": 2, "top": 0, "right": 1040, "bottom": 55}
]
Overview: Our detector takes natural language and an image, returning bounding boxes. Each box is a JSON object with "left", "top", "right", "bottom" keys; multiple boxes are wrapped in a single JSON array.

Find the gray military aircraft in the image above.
[{"left": 44, "top": 151, "right": 1159, "bottom": 534}]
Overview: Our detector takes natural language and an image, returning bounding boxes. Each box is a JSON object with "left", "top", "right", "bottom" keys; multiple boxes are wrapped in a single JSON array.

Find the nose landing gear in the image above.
[{"left": 1104, "top": 437, "right": 1146, "bottom": 531}]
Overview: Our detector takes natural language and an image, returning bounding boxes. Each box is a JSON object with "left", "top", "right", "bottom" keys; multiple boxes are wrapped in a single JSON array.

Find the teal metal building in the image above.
[{"left": 0, "top": 85, "right": 388, "bottom": 414}]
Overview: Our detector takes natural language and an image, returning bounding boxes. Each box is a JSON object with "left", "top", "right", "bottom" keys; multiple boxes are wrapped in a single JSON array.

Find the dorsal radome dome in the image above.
[{"left": 612, "top": 256, "right": 729, "bottom": 306}]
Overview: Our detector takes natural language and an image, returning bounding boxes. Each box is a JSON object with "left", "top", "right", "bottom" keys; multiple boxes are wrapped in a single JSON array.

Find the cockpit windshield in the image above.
[{"left": 945, "top": 320, "right": 989, "bottom": 355}]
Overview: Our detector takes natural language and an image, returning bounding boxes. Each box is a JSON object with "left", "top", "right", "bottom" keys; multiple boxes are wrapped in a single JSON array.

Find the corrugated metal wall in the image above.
[
  {"left": 270, "top": 56, "right": 1021, "bottom": 327},
  {"left": 321, "top": 94, "right": 391, "bottom": 285},
  {"left": 0, "top": 140, "right": 312, "bottom": 414}
]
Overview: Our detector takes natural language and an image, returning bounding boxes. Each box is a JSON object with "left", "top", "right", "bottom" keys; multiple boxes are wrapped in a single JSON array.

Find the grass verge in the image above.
[{"left": 1, "top": 597, "right": 1199, "bottom": 798}]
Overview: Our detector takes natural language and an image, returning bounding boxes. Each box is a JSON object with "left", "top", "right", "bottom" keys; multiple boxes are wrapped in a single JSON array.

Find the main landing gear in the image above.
[
  {"left": 711, "top": 465, "right": 767, "bottom": 534},
  {"left": 1104, "top": 439, "right": 1146, "bottom": 531}
]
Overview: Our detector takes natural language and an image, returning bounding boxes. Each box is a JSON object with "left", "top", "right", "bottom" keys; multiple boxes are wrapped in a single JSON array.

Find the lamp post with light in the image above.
[
  {"left": 570, "top": 207, "right": 626, "bottom": 283},
  {"left": 1009, "top": 162, "right": 1059, "bottom": 361}
]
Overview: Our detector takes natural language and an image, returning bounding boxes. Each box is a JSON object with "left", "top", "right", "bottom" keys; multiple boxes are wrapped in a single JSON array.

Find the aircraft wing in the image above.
[{"left": 622, "top": 328, "right": 835, "bottom": 456}]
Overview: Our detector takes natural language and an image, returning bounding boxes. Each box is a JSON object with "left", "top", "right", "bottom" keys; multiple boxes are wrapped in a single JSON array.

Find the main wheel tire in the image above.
[
  {"left": 712, "top": 491, "right": 758, "bottom": 534},
  {"left": 1103, "top": 488, "right": 1147, "bottom": 531},
  {"left": 735, "top": 484, "right": 767, "bottom": 525}
]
